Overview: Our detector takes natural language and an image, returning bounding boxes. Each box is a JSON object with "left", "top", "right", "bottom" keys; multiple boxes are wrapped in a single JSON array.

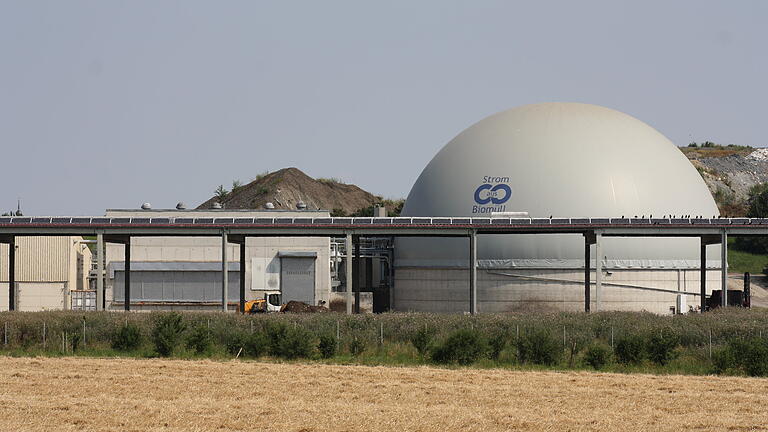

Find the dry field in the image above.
[{"left": 0, "top": 356, "right": 767, "bottom": 431}]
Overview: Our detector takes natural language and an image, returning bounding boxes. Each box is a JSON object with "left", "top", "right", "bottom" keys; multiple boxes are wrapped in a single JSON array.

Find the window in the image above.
[{"left": 268, "top": 294, "right": 281, "bottom": 307}]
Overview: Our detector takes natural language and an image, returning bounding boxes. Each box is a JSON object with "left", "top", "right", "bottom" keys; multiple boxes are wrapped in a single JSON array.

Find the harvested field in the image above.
[{"left": 0, "top": 357, "right": 767, "bottom": 432}]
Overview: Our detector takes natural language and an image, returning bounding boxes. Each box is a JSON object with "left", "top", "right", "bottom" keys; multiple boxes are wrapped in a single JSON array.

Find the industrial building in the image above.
[
  {"left": 102, "top": 207, "right": 333, "bottom": 311},
  {"left": 0, "top": 236, "right": 92, "bottom": 311},
  {"left": 0, "top": 102, "right": 750, "bottom": 315},
  {"left": 395, "top": 102, "right": 723, "bottom": 314}
]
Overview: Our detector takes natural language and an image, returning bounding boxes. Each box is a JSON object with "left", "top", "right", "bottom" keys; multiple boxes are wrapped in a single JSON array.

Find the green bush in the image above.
[
  {"left": 515, "top": 328, "right": 561, "bottom": 366},
  {"left": 69, "top": 330, "right": 82, "bottom": 352},
  {"left": 584, "top": 344, "right": 611, "bottom": 370},
  {"left": 647, "top": 332, "right": 679, "bottom": 366},
  {"left": 225, "top": 331, "right": 248, "bottom": 356},
  {"left": 245, "top": 332, "right": 270, "bottom": 357},
  {"left": 565, "top": 333, "right": 590, "bottom": 368},
  {"left": 737, "top": 338, "right": 768, "bottom": 377},
  {"left": 273, "top": 326, "right": 314, "bottom": 359},
  {"left": 151, "top": 313, "right": 186, "bottom": 357},
  {"left": 410, "top": 327, "right": 434, "bottom": 357},
  {"left": 348, "top": 337, "right": 366, "bottom": 356},
  {"left": 111, "top": 323, "right": 143, "bottom": 351},
  {"left": 318, "top": 334, "right": 337, "bottom": 358},
  {"left": 712, "top": 346, "right": 737, "bottom": 374},
  {"left": 15, "top": 321, "right": 38, "bottom": 349},
  {"left": 488, "top": 330, "right": 508, "bottom": 360},
  {"left": 714, "top": 337, "right": 768, "bottom": 377},
  {"left": 614, "top": 335, "right": 645, "bottom": 365},
  {"left": 431, "top": 329, "right": 487, "bottom": 365},
  {"left": 265, "top": 322, "right": 289, "bottom": 355},
  {"left": 186, "top": 325, "right": 214, "bottom": 354},
  {"left": 225, "top": 330, "right": 270, "bottom": 358}
]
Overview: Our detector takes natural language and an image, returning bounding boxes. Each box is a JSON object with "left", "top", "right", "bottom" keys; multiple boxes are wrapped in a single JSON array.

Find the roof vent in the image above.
[
  {"left": 212, "top": 202, "right": 222, "bottom": 209},
  {"left": 296, "top": 201, "right": 307, "bottom": 210},
  {"left": 176, "top": 202, "right": 187, "bottom": 210},
  {"left": 264, "top": 202, "right": 275, "bottom": 209},
  {"left": 141, "top": 203, "right": 152, "bottom": 210}
]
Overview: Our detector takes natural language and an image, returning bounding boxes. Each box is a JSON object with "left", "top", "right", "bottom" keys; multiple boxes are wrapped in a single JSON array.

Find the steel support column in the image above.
[
  {"left": 239, "top": 240, "right": 246, "bottom": 314},
  {"left": 345, "top": 233, "right": 353, "bottom": 315},
  {"left": 8, "top": 236, "right": 15, "bottom": 311},
  {"left": 721, "top": 230, "right": 728, "bottom": 307},
  {"left": 96, "top": 231, "right": 104, "bottom": 311},
  {"left": 584, "top": 235, "right": 592, "bottom": 313},
  {"left": 353, "top": 235, "right": 361, "bottom": 314},
  {"left": 594, "top": 232, "right": 603, "bottom": 311},
  {"left": 365, "top": 257, "right": 373, "bottom": 311},
  {"left": 700, "top": 239, "right": 706, "bottom": 312},
  {"left": 124, "top": 238, "right": 131, "bottom": 311},
  {"left": 469, "top": 230, "right": 477, "bottom": 315},
  {"left": 222, "top": 230, "right": 229, "bottom": 312}
]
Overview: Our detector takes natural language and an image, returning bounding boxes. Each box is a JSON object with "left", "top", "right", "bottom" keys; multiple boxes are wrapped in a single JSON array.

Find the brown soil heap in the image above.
[
  {"left": 198, "top": 167, "right": 378, "bottom": 214},
  {"left": 279, "top": 300, "right": 329, "bottom": 313}
]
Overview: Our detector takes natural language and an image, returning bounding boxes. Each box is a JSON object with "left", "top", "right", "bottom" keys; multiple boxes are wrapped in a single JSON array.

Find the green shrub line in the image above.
[{"left": 2, "top": 309, "right": 768, "bottom": 376}]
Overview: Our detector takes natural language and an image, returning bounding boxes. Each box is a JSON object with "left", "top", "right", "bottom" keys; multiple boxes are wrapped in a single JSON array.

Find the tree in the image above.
[
  {"left": 747, "top": 183, "right": 768, "bottom": 219},
  {"left": 734, "top": 183, "right": 768, "bottom": 257},
  {"left": 231, "top": 180, "right": 243, "bottom": 192},
  {"left": 214, "top": 185, "right": 229, "bottom": 201}
]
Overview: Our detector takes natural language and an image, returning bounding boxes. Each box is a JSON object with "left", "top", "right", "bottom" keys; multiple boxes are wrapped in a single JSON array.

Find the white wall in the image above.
[
  {"left": 105, "top": 236, "right": 331, "bottom": 307},
  {"left": 394, "top": 267, "right": 724, "bottom": 314}
]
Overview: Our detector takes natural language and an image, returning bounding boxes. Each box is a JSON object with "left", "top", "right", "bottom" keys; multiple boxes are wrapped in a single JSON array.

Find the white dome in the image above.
[{"left": 398, "top": 102, "right": 719, "bottom": 266}]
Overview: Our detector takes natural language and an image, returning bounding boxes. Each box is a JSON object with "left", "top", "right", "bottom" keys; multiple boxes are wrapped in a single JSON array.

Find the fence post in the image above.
[
  {"left": 42, "top": 321, "right": 46, "bottom": 349},
  {"left": 380, "top": 322, "right": 384, "bottom": 346},
  {"left": 611, "top": 327, "right": 614, "bottom": 349},
  {"left": 82, "top": 318, "right": 86, "bottom": 348},
  {"left": 336, "top": 320, "right": 340, "bottom": 352},
  {"left": 3, "top": 322, "right": 6, "bottom": 346},
  {"left": 709, "top": 329, "right": 712, "bottom": 359},
  {"left": 563, "top": 325, "right": 566, "bottom": 347}
]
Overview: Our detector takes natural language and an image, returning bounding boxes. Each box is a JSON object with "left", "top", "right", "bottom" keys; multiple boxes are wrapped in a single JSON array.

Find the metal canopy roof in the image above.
[{"left": 0, "top": 217, "right": 767, "bottom": 237}]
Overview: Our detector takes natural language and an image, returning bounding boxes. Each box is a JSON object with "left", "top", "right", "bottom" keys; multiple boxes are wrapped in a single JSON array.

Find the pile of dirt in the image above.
[
  {"left": 279, "top": 301, "right": 329, "bottom": 313},
  {"left": 683, "top": 149, "right": 768, "bottom": 215},
  {"left": 198, "top": 168, "right": 379, "bottom": 215}
]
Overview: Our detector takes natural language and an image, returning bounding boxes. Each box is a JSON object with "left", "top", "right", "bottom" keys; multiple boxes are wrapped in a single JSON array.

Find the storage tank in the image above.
[{"left": 395, "top": 102, "right": 721, "bottom": 313}]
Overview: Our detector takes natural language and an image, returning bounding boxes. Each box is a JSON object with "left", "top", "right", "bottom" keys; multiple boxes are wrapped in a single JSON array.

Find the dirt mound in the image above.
[
  {"left": 683, "top": 149, "right": 768, "bottom": 215},
  {"left": 279, "top": 300, "right": 329, "bottom": 313},
  {"left": 198, "top": 167, "right": 379, "bottom": 215}
]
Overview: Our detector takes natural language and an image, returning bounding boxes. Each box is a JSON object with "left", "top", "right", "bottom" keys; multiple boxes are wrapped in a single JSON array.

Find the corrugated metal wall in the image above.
[
  {"left": 0, "top": 237, "right": 71, "bottom": 282},
  {"left": 113, "top": 270, "right": 241, "bottom": 302}
]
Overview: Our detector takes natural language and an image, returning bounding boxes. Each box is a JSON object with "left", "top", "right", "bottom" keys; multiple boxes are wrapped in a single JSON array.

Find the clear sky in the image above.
[{"left": 1, "top": 1, "right": 766, "bottom": 216}]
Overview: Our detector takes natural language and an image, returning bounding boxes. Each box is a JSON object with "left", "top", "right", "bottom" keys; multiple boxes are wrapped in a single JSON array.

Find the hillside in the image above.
[
  {"left": 198, "top": 168, "right": 386, "bottom": 215},
  {"left": 682, "top": 144, "right": 768, "bottom": 216}
]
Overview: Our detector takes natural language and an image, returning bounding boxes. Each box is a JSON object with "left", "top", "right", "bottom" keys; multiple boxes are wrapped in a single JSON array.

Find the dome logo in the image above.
[{"left": 473, "top": 176, "right": 511, "bottom": 213}]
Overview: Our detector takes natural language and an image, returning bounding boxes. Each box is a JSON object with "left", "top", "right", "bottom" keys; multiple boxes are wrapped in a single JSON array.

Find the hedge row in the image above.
[{"left": 1, "top": 309, "right": 768, "bottom": 375}]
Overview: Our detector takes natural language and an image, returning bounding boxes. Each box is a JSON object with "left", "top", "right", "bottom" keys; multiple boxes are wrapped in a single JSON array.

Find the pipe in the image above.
[{"left": 486, "top": 270, "right": 702, "bottom": 296}]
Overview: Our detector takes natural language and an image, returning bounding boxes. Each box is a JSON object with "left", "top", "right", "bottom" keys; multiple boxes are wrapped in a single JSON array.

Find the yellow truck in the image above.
[{"left": 242, "top": 292, "right": 282, "bottom": 313}]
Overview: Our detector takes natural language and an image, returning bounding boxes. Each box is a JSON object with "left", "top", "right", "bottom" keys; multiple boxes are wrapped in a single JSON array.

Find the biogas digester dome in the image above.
[{"left": 395, "top": 103, "right": 720, "bottom": 312}]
